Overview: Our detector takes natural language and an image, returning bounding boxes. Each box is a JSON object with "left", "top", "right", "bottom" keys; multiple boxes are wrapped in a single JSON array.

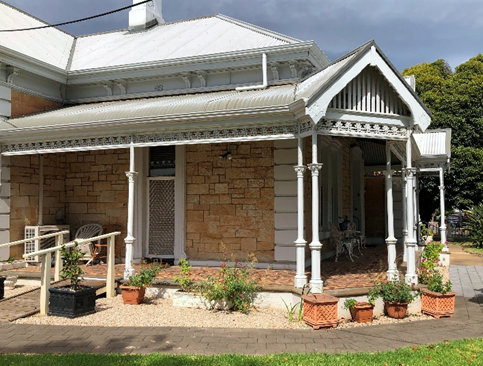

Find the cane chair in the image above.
[{"left": 74, "top": 223, "right": 103, "bottom": 265}]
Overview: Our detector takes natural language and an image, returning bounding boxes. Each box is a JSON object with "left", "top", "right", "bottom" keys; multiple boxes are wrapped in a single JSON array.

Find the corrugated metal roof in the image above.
[
  {"left": 413, "top": 129, "right": 451, "bottom": 158},
  {"left": 296, "top": 52, "right": 358, "bottom": 100},
  {"left": 0, "top": 2, "right": 74, "bottom": 69},
  {"left": 69, "top": 15, "right": 298, "bottom": 71},
  {"left": 1, "top": 85, "right": 297, "bottom": 131}
]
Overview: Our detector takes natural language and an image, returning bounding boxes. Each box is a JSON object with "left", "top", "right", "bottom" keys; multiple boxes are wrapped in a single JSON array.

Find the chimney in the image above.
[
  {"left": 404, "top": 75, "right": 416, "bottom": 91},
  {"left": 129, "top": 0, "right": 165, "bottom": 31}
]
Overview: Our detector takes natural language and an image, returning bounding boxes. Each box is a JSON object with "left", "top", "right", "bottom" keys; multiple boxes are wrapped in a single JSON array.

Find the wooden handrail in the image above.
[
  {"left": 22, "top": 232, "right": 121, "bottom": 259},
  {"left": 25, "top": 231, "right": 121, "bottom": 316},
  {"left": 0, "top": 230, "right": 70, "bottom": 249}
]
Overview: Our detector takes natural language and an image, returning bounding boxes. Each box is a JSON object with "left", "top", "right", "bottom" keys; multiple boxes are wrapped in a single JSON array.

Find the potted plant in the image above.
[
  {"left": 344, "top": 298, "right": 374, "bottom": 323},
  {"left": 120, "top": 265, "right": 161, "bottom": 305},
  {"left": 368, "top": 280, "right": 417, "bottom": 319},
  {"left": 48, "top": 243, "right": 96, "bottom": 318},
  {"left": 421, "top": 272, "right": 455, "bottom": 318}
]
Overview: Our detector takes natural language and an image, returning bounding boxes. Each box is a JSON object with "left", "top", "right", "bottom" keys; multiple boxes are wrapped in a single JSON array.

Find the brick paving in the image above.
[
  {"left": 0, "top": 296, "right": 480, "bottom": 355},
  {"left": 7, "top": 246, "right": 389, "bottom": 290},
  {"left": 0, "top": 280, "right": 106, "bottom": 322},
  {"left": 0, "top": 247, "right": 481, "bottom": 355}
]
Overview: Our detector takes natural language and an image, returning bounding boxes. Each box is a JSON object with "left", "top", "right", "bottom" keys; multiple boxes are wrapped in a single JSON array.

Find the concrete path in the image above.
[
  {"left": 0, "top": 295, "right": 481, "bottom": 355},
  {"left": 448, "top": 244, "right": 483, "bottom": 266},
  {"left": 450, "top": 265, "right": 483, "bottom": 300}
]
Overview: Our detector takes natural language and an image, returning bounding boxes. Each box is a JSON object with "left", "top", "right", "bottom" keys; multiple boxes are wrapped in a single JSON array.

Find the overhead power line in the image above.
[{"left": 0, "top": 0, "right": 152, "bottom": 33}]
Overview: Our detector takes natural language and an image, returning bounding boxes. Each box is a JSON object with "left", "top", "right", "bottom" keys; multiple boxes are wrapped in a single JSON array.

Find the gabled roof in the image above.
[
  {"left": 70, "top": 15, "right": 301, "bottom": 71},
  {"left": 296, "top": 40, "right": 432, "bottom": 131},
  {"left": 0, "top": 1, "right": 74, "bottom": 70}
]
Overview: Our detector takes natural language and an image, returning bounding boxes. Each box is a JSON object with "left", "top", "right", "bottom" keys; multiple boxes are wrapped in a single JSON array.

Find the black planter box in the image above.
[
  {"left": 48, "top": 285, "right": 96, "bottom": 318},
  {"left": 0, "top": 276, "right": 5, "bottom": 300}
]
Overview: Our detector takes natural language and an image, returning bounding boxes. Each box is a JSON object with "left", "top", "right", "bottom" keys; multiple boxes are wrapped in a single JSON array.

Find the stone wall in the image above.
[
  {"left": 10, "top": 90, "right": 61, "bottom": 118},
  {"left": 185, "top": 142, "right": 274, "bottom": 262},
  {"left": 64, "top": 150, "right": 128, "bottom": 254},
  {"left": 9, "top": 150, "right": 128, "bottom": 258}
]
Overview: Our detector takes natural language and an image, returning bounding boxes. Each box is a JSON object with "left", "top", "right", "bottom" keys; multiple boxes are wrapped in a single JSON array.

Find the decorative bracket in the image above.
[
  {"left": 6, "top": 66, "right": 19, "bottom": 84},
  {"left": 180, "top": 74, "right": 191, "bottom": 89},
  {"left": 196, "top": 72, "right": 207, "bottom": 88}
]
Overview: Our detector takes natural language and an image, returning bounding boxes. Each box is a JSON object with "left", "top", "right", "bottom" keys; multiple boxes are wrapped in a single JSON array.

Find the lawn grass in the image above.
[
  {"left": 0, "top": 338, "right": 481, "bottom": 365},
  {"left": 450, "top": 241, "right": 483, "bottom": 255}
]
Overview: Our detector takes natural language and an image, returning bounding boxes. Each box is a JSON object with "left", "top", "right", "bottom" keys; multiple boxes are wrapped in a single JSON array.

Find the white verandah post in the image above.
[
  {"left": 124, "top": 142, "right": 137, "bottom": 279},
  {"left": 439, "top": 167, "right": 448, "bottom": 251},
  {"left": 294, "top": 136, "right": 307, "bottom": 288},
  {"left": 308, "top": 129, "right": 323, "bottom": 293},
  {"left": 385, "top": 142, "right": 398, "bottom": 280},
  {"left": 401, "top": 169, "right": 408, "bottom": 262},
  {"left": 404, "top": 135, "right": 418, "bottom": 285}
]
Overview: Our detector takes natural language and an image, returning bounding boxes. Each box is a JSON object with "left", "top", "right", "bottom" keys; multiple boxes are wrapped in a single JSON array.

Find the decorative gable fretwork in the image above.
[
  {"left": 316, "top": 119, "right": 408, "bottom": 141},
  {"left": 329, "top": 66, "right": 410, "bottom": 116}
]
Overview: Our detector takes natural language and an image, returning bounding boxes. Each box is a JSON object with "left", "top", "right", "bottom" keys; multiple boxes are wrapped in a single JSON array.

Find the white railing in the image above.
[{"left": 19, "top": 231, "right": 120, "bottom": 316}]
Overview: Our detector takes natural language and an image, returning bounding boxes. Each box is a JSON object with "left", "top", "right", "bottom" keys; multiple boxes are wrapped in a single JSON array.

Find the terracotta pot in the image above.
[
  {"left": 120, "top": 285, "right": 145, "bottom": 305},
  {"left": 385, "top": 302, "right": 408, "bottom": 319},
  {"left": 421, "top": 289, "right": 456, "bottom": 318},
  {"left": 302, "top": 294, "right": 338, "bottom": 329},
  {"left": 349, "top": 302, "right": 374, "bottom": 323}
]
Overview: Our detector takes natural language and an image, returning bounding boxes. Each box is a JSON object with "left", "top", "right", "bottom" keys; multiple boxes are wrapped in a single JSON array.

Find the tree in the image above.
[{"left": 403, "top": 55, "right": 483, "bottom": 219}]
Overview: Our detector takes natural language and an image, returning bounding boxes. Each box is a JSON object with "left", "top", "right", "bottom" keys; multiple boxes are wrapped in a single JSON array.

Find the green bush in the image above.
[
  {"left": 60, "top": 242, "right": 85, "bottom": 291},
  {"left": 125, "top": 265, "right": 162, "bottom": 288},
  {"left": 427, "top": 272, "right": 452, "bottom": 294},
  {"left": 419, "top": 242, "right": 444, "bottom": 284},
  {"left": 343, "top": 299, "right": 357, "bottom": 310},
  {"left": 368, "top": 280, "right": 417, "bottom": 304},
  {"left": 174, "top": 258, "right": 193, "bottom": 292},
  {"left": 466, "top": 203, "right": 483, "bottom": 248},
  {"left": 199, "top": 261, "right": 258, "bottom": 314}
]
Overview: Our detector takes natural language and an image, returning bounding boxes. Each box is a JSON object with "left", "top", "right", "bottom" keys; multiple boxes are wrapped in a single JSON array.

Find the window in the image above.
[{"left": 149, "top": 146, "right": 175, "bottom": 177}]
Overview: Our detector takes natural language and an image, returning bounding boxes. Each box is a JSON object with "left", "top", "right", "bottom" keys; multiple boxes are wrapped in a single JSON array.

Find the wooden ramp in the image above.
[{"left": 0, "top": 280, "right": 107, "bottom": 322}]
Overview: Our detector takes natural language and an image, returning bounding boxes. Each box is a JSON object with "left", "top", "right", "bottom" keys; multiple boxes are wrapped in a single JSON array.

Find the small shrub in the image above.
[
  {"left": 343, "top": 298, "right": 357, "bottom": 310},
  {"left": 60, "top": 242, "right": 85, "bottom": 291},
  {"left": 199, "top": 261, "right": 258, "bottom": 314},
  {"left": 282, "top": 298, "right": 299, "bottom": 322},
  {"left": 125, "top": 265, "right": 161, "bottom": 288},
  {"left": 419, "top": 242, "right": 444, "bottom": 284},
  {"left": 368, "top": 280, "right": 417, "bottom": 304},
  {"left": 466, "top": 204, "right": 483, "bottom": 248},
  {"left": 421, "top": 224, "right": 433, "bottom": 237},
  {"left": 427, "top": 272, "right": 452, "bottom": 294},
  {"left": 7, "top": 256, "right": 15, "bottom": 264},
  {"left": 174, "top": 258, "right": 192, "bottom": 292}
]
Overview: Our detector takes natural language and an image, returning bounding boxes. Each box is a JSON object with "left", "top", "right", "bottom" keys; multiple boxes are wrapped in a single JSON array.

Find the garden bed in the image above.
[{"left": 14, "top": 294, "right": 432, "bottom": 329}]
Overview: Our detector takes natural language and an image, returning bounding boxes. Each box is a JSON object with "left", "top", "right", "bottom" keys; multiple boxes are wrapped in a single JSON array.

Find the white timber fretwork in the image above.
[{"left": 328, "top": 66, "right": 410, "bottom": 116}]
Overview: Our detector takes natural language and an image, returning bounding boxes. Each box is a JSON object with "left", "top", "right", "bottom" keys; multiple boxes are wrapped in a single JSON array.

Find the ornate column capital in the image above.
[
  {"left": 383, "top": 169, "right": 396, "bottom": 177},
  {"left": 402, "top": 167, "right": 417, "bottom": 175},
  {"left": 307, "top": 163, "right": 323, "bottom": 176},
  {"left": 293, "top": 165, "right": 306, "bottom": 177},
  {"left": 125, "top": 171, "right": 138, "bottom": 183}
]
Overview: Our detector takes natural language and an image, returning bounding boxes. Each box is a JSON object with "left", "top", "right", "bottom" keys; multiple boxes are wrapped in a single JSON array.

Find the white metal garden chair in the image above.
[
  {"left": 331, "top": 224, "right": 356, "bottom": 262},
  {"left": 74, "top": 223, "right": 103, "bottom": 265}
]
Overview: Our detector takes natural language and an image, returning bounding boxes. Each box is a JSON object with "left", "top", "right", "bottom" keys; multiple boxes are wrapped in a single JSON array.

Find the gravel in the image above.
[
  {"left": 14, "top": 294, "right": 433, "bottom": 330},
  {"left": 4, "top": 285, "right": 37, "bottom": 298}
]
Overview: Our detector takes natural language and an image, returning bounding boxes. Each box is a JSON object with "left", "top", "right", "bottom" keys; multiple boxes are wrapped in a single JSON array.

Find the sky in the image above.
[{"left": 2, "top": 0, "right": 482, "bottom": 71}]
